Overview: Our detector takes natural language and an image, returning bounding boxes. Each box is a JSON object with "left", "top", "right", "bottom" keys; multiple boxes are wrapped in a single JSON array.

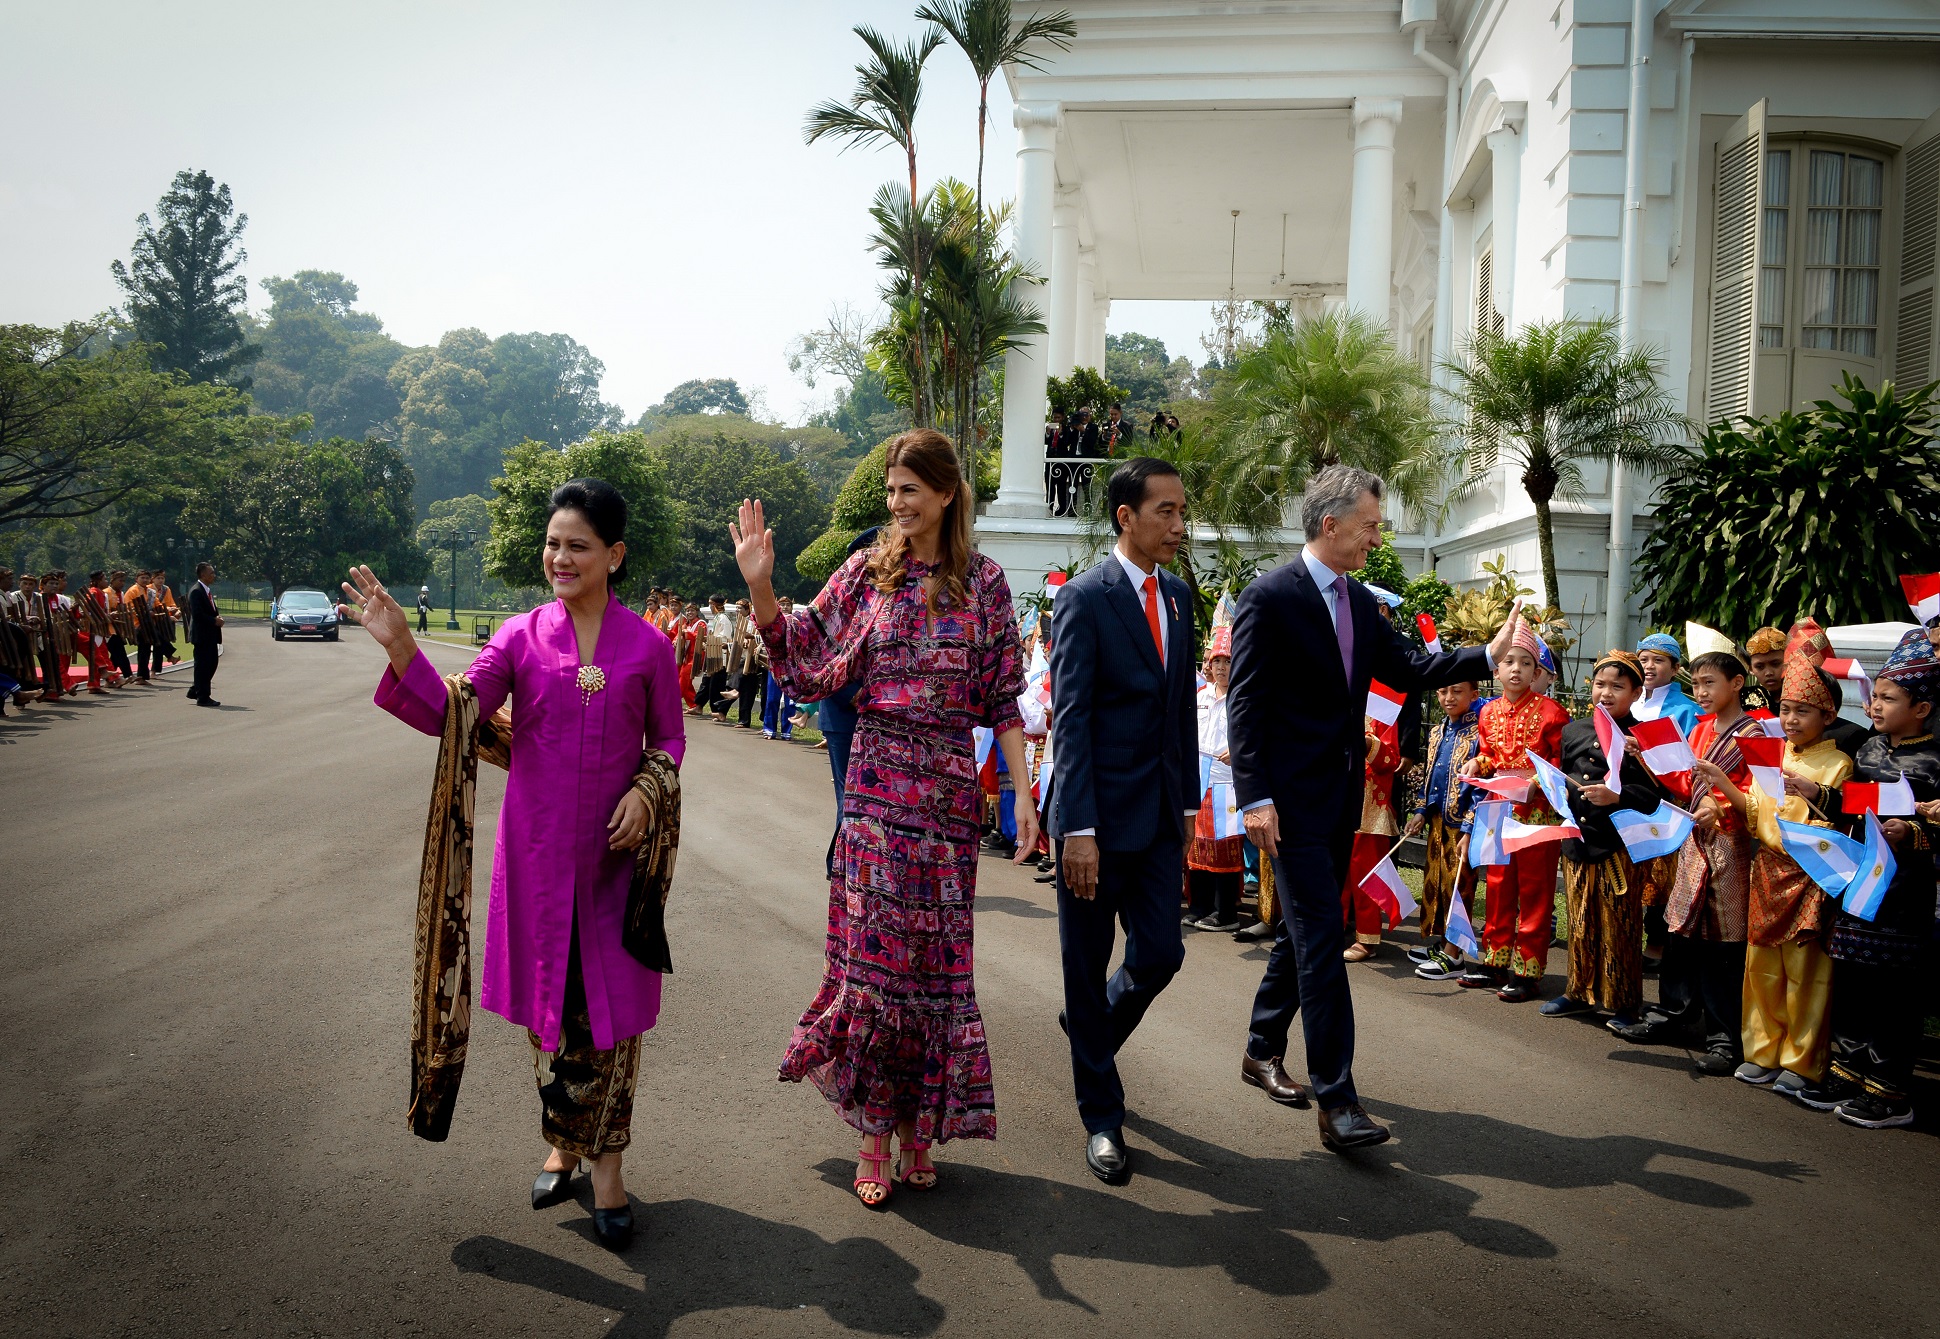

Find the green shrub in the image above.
[{"left": 795, "top": 527, "right": 860, "bottom": 585}]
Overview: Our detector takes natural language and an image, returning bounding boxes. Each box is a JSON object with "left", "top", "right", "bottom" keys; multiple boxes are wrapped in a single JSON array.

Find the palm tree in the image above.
[
  {"left": 1211, "top": 309, "right": 1442, "bottom": 522},
  {"left": 1442, "top": 315, "right": 1690, "bottom": 613},
  {"left": 805, "top": 23, "right": 944, "bottom": 426}
]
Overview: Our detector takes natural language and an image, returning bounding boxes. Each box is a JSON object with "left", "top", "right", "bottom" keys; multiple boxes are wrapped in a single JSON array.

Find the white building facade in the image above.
[{"left": 980, "top": 0, "right": 1940, "bottom": 670}]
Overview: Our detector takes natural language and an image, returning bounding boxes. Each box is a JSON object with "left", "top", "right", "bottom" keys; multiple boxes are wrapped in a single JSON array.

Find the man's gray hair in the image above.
[{"left": 1301, "top": 465, "right": 1384, "bottom": 542}]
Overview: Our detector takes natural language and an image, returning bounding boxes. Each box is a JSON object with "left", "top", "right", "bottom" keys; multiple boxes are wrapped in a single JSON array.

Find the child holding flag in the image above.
[
  {"left": 1784, "top": 618, "right": 1874, "bottom": 758},
  {"left": 1186, "top": 628, "right": 1247, "bottom": 931},
  {"left": 1457, "top": 620, "right": 1570, "bottom": 1001},
  {"left": 1545, "top": 651, "right": 1662, "bottom": 1029},
  {"left": 1341, "top": 706, "right": 1405, "bottom": 960},
  {"left": 1691, "top": 654, "right": 1851, "bottom": 1095},
  {"left": 1655, "top": 649, "right": 1764, "bottom": 1074},
  {"left": 1406, "top": 679, "right": 1483, "bottom": 980},
  {"left": 1812, "top": 629, "right": 1940, "bottom": 1128}
]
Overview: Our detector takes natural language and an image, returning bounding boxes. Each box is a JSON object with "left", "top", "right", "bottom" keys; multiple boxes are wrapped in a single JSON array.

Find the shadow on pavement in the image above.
[
  {"left": 453, "top": 1198, "right": 945, "bottom": 1339},
  {"left": 975, "top": 895, "right": 1058, "bottom": 920}
]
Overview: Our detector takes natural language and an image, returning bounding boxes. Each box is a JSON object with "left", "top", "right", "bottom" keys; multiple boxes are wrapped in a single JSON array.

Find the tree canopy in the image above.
[
  {"left": 248, "top": 271, "right": 408, "bottom": 443},
  {"left": 111, "top": 170, "right": 257, "bottom": 386},
  {"left": 180, "top": 434, "right": 426, "bottom": 594},
  {"left": 484, "top": 431, "right": 677, "bottom": 595},
  {"left": 1104, "top": 332, "right": 1198, "bottom": 413},
  {"left": 640, "top": 377, "right": 750, "bottom": 423},
  {"left": 643, "top": 422, "right": 829, "bottom": 599}
]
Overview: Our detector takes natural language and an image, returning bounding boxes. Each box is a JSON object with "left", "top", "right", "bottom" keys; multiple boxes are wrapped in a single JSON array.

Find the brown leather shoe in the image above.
[
  {"left": 1317, "top": 1102, "right": 1390, "bottom": 1152},
  {"left": 1240, "top": 1054, "right": 1311, "bottom": 1108}
]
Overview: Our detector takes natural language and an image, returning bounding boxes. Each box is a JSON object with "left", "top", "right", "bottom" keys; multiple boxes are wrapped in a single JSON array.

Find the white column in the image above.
[
  {"left": 1486, "top": 116, "right": 1524, "bottom": 331},
  {"left": 1048, "top": 200, "right": 1080, "bottom": 377},
  {"left": 1074, "top": 256, "right": 1097, "bottom": 370},
  {"left": 1091, "top": 297, "right": 1111, "bottom": 373},
  {"left": 993, "top": 101, "right": 1061, "bottom": 519},
  {"left": 1346, "top": 97, "right": 1403, "bottom": 326}
]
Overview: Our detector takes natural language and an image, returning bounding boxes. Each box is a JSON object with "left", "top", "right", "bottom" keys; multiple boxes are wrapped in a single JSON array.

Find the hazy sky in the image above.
[{"left": 0, "top": 1, "right": 1211, "bottom": 424}]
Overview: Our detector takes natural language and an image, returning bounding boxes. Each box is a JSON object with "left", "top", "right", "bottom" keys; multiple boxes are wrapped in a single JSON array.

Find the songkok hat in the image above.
[
  {"left": 1637, "top": 631, "right": 1683, "bottom": 661},
  {"left": 1593, "top": 649, "right": 1646, "bottom": 687},
  {"left": 1507, "top": 617, "right": 1545, "bottom": 664},
  {"left": 1780, "top": 651, "right": 1838, "bottom": 715},
  {"left": 1364, "top": 583, "right": 1402, "bottom": 609},
  {"left": 1208, "top": 625, "right": 1233, "bottom": 659},
  {"left": 1745, "top": 626, "right": 1787, "bottom": 655},
  {"left": 1785, "top": 617, "right": 1834, "bottom": 667},
  {"left": 1686, "top": 622, "right": 1740, "bottom": 660},
  {"left": 1878, "top": 627, "right": 1940, "bottom": 702}
]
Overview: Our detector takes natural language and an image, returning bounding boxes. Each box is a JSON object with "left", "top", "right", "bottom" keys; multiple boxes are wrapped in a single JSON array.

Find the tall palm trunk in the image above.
[
  {"left": 906, "top": 146, "right": 929, "bottom": 428},
  {"left": 963, "top": 79, "right": 990, "bottom": 492}
]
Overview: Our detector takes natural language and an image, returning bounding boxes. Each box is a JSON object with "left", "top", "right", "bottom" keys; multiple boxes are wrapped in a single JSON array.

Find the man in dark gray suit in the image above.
[{"left": 1048, "top": 457, "right": 1199, "bottom": 1184}]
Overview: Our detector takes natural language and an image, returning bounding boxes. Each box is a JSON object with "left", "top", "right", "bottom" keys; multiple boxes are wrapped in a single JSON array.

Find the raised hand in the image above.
[
  {"left": 339, "top": 564, "right": 417, "bottom": 672},
  {"left": 1485, "top": 600, "right": 1527, "bottom": 668},
  {"left": 729, "top": 498, "right": 775, "bottom": 588}
]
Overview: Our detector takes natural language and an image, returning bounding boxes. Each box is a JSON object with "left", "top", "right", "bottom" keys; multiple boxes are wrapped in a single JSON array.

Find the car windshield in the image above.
[{"left": 280, "top": 591, "right": 331, "bottom": 610}]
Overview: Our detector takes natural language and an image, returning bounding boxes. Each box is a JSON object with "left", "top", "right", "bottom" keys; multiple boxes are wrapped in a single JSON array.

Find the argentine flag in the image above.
[
  {"left": 1774, "top": 817, "right": 1864, "bottom": 896},
  {"left": 1443, "top": 890, "right": 1480, "bottom": 956},
  {"left": 1610, "top": 802, "right": 1695, "bottom": 863},
  {"left": 1528, "top": 753, "right": 1582, "bottom": 835},
  {"left": 1843, "top": 812, "right": 1898, "bottom": 922},
  {"left": 1207, "top": 782, "right": 1244, "bottom": 838},
  {"left": 1468, "top": 800, "right": 1512, "bottom": 867}
]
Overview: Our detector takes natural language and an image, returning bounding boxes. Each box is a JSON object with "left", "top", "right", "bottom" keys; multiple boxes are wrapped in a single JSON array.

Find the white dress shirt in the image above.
[{"left": 1114, "top": 545, "right": 1167, "bottom": 664}]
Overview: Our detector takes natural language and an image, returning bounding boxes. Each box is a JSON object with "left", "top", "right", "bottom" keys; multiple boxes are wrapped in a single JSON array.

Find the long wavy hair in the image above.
[{"left": 867, "top": 428, "right": 974, "bottom": 613}]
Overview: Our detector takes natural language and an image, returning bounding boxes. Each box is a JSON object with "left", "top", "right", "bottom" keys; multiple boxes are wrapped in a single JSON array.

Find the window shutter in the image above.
[
  {"left": 1707, "top": 102, "right": 1769, "bottom": 422},
  {"left": 1894, "top": 109, "right": 1940, "bottom": 389},
  {"left": 1472, "top": 248, "right": 1500, "bottom": 472}
]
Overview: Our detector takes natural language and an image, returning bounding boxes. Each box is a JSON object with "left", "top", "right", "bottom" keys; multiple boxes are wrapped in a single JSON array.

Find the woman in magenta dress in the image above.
[
  {"left": 341, "top": 478, "right": 684, "bottom": 1251},
  {"left": 731, "top": 429, "right": 1037, "bottom": 1207}
]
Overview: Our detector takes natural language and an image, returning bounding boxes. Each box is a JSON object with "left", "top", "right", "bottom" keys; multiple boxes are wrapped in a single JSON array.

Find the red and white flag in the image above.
[
  {"left": 1630, "top": 716, "right": 1695, "bottom": 780},
  {"left": 1843, "top": 777, "right": 1917, "bottom": 817},
  {"left": 1366, "top": 680, "right": 1406, "bottom": 729},
  {"left": 1462, "top": 773, "right": 1533, "bottom": 803},
  {"left": 1043, "top": 571, "right": 1068, "bottom": 600},
  {"left": 1358, "top": 854, "right": 1418, "bottom": 925},
  {"left": 1501, "top": 816, "right": 1573, "bottom": 852},
  {"left": 1592, "top": 703, "right": 1626, "bottom": 793},
  {"left": 1901, "top": 573, "right": 1940, "bottom": 625},
  {"left": 1821, "top": 657, "right": 1872, "bottom": 707},
  {"left": 1416, "top": 613, "right": 1442, "bottom": 654},
  {"left": 1737, "top": 734, "right": 1787, "bottom": 802}
]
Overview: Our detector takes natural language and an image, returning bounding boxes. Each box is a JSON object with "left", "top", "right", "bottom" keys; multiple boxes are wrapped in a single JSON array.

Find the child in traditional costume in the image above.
[
  {"left": 1545, "top": 650, "right": 1661, "bottom": 1028},
  {"left": 1695, "top": 653, "right": 1851, "bottom": 1094},
  {"left": 1742, "top": 626, "right": 1787, "bottom": 716},
  {"left": 1341, "top": 713, "right": 1403, "bottom": 960},
  {"left": 1784, "top": 617, "right": 1874, "bottom": 758},
  {"left": 1804, "top": 629, "right": 1939, "bottom": 1128},
  {"left": 1407, "top": 679, "right": 1482, "bottom": 980},
  {"left": 1458, "top": 620, "right": 1570, "bottom": 1001},
  {"left": 1185, "top": 627, "right": 1246, "bottom": 931}
]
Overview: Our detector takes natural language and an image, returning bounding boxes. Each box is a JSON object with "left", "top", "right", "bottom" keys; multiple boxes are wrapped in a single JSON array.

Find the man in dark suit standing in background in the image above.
[
  {"left": 186, "top": 560, "right": 223, "bottom": 707},
  {"left": 1229, "top": 465, "right": 1520, "bottom": 1150},
  {"left": 1048, "top": 457, "right": 1198, "bottom": 1184}
]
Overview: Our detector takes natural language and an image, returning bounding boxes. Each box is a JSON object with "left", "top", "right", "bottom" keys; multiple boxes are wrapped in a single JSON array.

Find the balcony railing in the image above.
[{"left": 1044, "top": 455, "right": 1114, "bottom": 518}]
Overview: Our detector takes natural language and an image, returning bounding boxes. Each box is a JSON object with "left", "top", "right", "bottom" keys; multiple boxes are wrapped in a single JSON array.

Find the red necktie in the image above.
[{"left": 1142, "top": 574, "right": 1165, "bottom": 666}]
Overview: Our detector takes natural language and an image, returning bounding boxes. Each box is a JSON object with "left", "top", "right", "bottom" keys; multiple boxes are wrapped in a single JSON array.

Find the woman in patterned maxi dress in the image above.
[{"left": 732, "top": 429, "right": 1036, "bottom": 1207}]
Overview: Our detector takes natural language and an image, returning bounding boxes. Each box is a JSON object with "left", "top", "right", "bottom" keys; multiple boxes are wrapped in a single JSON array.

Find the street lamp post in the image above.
[{"left": 445, "top": 527, "right": 478, "bottom": 631}]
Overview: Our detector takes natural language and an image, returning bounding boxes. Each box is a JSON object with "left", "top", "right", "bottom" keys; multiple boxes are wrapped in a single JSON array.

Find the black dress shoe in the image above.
[
  {"left": 531, "top": 1161, "right": 579, "bottom": 1209},
  {"left": 1317, "top": 1102, "right": 1390, "bottom": 1152},
  {"left": 196, "top": 697, "right": 221, "bottom": 707},
  {"left": 1240, "top": 1054, "right": 1311, "bottom": 1108},
  {"left": 1085, "top": 1129, "right": 1129, "bottom": 1184},
  {"left": 1057, "top": 1009, "right": 1068, "bottom": 1038},
  {"left": 1034, "top": 867, "right": 1057, "bottom": 883},
  {"left": 592, "top": 1203, "right": 634, "bottom": 1251}
]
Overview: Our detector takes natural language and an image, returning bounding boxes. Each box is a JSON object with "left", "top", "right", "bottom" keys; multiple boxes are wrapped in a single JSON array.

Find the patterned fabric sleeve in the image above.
[
  {"left": 978, "top": 559, "right": 1026, "bottom": 734},
  {"left": 759, "top": 549, "right": 875, "bottom": 704}
]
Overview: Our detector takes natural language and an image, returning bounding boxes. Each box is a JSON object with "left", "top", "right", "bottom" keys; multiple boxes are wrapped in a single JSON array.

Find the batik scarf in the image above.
[{"left": 409, "top": 672, "right": 681, "bottom": 1142}]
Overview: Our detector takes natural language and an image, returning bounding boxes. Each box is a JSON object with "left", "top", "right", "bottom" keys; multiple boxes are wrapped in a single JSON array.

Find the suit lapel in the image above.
[{"left": 1101, "top": 557, "right": 1165, "bottom": 680}]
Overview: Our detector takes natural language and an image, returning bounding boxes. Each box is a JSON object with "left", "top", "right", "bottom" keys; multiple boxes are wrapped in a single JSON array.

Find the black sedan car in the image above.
[{"left": 272, "top": 588, "right": 341, "bottom": 641}]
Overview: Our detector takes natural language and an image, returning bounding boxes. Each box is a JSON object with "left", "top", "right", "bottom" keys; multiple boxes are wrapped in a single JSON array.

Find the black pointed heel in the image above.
[
  {"left": 592, "top": 1203, "right": 634, "bottom": 1251},
  {"left": 531, "top": 1160, "right": 580, "bottom": 1210}
]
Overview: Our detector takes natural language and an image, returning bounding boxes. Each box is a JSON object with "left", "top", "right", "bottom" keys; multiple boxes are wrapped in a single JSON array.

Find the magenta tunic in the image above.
[{"left": 375, "top": 595, "right": 686, "bottom": 1051}]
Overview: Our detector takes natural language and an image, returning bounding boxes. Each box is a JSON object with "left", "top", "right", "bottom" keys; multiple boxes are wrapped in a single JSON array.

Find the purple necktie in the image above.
[{"left": 1331, "top": 574, "right": 1355, "bottom": 681}]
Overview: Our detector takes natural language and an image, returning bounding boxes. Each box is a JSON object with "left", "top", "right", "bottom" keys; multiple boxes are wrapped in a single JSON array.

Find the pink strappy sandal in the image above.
[
  {"left": 896, "top": 1140, "right": 937, "bottom": 1191},
  {"left": 854, "top": 1133, "right": 893, "bottom": 1208}
]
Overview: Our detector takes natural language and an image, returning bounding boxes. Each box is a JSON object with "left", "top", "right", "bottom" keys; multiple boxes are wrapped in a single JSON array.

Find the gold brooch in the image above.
[{"left": 576, "top": 663, "right": 606, "bottom": 704}]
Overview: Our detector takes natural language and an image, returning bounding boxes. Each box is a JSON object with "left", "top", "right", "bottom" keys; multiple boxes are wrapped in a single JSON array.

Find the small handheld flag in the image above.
[
  {"left": 1611, "top": 802, "right": 1696, "bottom": 863},
  {"left": 1901, "top": 572, "right": 1940, "bottom": 626},
  {"left": 1842, "top": 812, "right": 1897, "bottom": 922},
  {"left": 1468, "top": 800, "right": 1512, "bottom": 867},
  {"left": 1593, "top": 704, "right": 1626, "bottom": 793},
  {"left": 1501, "top": 815, "right": 1572, "bottom": 852},
  {"left": 1774, "top": 816, "right": 1864, "bottom": 896},
  {"left": 1758, "top": 716, "right": 1787, "bottom": 738},
  {"left": 1206, "top": 782, "right": 1244, "bottom": 838},
  {"left": 1528, "top": 753, "right": 1583, "bottom": 834},
  {"left": 1442, "top": 890, "right": 1480, "bottom": 956},
  {"left": 1630, "top": 717, "right": 1696, "bottom": 779},
  {"left": 1737, "top": 734, "right": 1788, "bottom": 803},
  {"left": 1366, "top": 680, "right": 1406, "bottom": 729},
  {"left": 1843, "top": 777, "right": 1916, "bottom": 817},
  {"left": 1821, "top": 657, "right": 1873, "bottom": 708},
  {"left": 1463, "top": 773, "right": 1533, "bottom": 804},
  {"left": 1358, "top": 854, "right": 1418, "bottom": 925},
  {"left": 1417, "top": 613, "right": 1442, "bottom": 654}
]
